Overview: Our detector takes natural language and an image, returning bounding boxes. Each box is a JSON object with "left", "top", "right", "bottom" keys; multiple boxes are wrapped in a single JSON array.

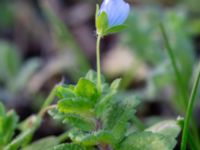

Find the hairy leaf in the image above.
[
  {"left": 58, "top": 97, "right": 94, "bottom": 115},
  {"left": 118, "top": 132, "right": 175, "bottom": 150},
  {"left": 23, "top": 136, "right": 59, "bottom": 150},
  {"left": 75, "top": 78, "right": 99, "bottom": 102},
  {"left": 50, "top": 143, "right": 86, "bottom": 150},
  {"left": 56, "top": 85, "right": 76, "bottom": 99},
  {"left": 63, "top": 114, "right": 96, "bottom": 131},
  {"left": 145, "top": 120, "right": 181, "bottom": 148},
  {"left": 146, "top": 120, "right": 181, "bottom": 139},
  {"left": 76, "top": 130, "right": 116, "bottom": 147}
]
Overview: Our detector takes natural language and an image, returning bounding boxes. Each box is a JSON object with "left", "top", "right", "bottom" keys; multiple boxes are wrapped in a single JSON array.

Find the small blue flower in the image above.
[{"left": 99, "top": 0, "right": 130, "bottom": 27}]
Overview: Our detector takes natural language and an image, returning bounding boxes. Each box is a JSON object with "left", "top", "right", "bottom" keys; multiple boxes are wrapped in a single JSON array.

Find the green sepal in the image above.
[
  {"left": 95, "top": 5, "right": 127, "bottom": 36},
  {"left": 95, "top": 5, "right": 109, "bottom": 36}
]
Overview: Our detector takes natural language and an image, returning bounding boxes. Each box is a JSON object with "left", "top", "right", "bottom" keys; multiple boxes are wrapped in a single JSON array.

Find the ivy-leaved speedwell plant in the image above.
[{"left": 0, "top": 0, "right": 182, "bottom": 150}]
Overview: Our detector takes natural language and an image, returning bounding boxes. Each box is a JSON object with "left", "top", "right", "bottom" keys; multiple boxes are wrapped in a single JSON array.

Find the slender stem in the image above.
[
  {"left": 96, "top": 35, "right": 102, "bottom": 93},
  {"left": 6, "top": 85, "right": 59, "bottom": 149},
  {"left": 132, "top": 116, "right": 145, "bottom": 131},
  {"left": 181, "top": 68, "right": 200, "bottom": 150},
  {"left": 38, "top": 105, "right": 57, "bottom": 117},
  {"left": 160, "top": 23, "right": 188, "bottom": 106},
  {"left": 58, "top": 132, "right": 69, "bottom": 142},
  {"left": 41, "top": 85, "right": 58, "bottom": 109}
]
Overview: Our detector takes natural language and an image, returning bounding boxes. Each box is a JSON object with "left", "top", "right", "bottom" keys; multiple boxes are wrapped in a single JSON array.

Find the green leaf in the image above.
[
  {"left": 102, "top": 96, "right": 140, "bottom": 141},
  {"left": 0, "top": 103, "right": 18, "bottom": 146},
  {"left": 63, "top": 114, "right": 96, "bottom": 132},
  {"left": 105, "top": 25, "right": 127, "bottom": 35},
  {"left": 96, "top": 12, "right": 109, "bottom": 36},
  {"left": 76, "top": 130, "right": 116, "bottom": 147},
  {"left": 0, "top": 41, "right": 21, "bottom": 81},
  {"left": 75, "top": 78, "right": 99, "bottom": 102},
  {"left": 58, "top": 97, "right": 94, "bottom": 115},
  {"left": 146, "top": 120, "right": 181, "bottom": 139},
  {"left": 118, "top": 132, "right": 175, "bottom": 150},
  {"left": 110, "top": 78, "right": 121, "bottom": 92},
  {"left": 102, "top": 95, "right": 139, "bottom": 129},
  {"left": 14, "top": 58, "right": 41, "bottom": 92},
  {"left": 49, "top": 109, "right": 95, "bottom": 131},
  {"left": 48, "top": 109, "right": 66, "bottom": 121},
  {"left": 51, "top": 143, "right": 86, "bottom": 150},
  {"left": 95, "top": 91, "right": 115, "bottom": 117},
  {"left": 0, "top": 102, "right": 5, "bottom": 116},
  {"left": 68, "top": 129, "right": 84, "bottom": 142},
  {"left": 56, "top": 85, "right": 76, "bottom": 99},
  {"left": 3, "top": 111, "right": 19, "bottom": 145},
  {"left": 5, "top": 116, "right": 41, "bottom": 150},
  {"left": 23, "top": 136, "right": 59, "bottom": 150},
  {"left": 103, "top": 103, "right": 133, "bottom": 142},
  {"left": 85, "top": 70, "right": 105, "bottom": 85},
  {"left": 85, "top": 70, "right": 97, "bottom": 84}
]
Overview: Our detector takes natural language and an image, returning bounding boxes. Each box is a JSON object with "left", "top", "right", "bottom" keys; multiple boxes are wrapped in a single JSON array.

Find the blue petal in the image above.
[{"left": 100, "top": 0, "right": 130, "bottom": 27}]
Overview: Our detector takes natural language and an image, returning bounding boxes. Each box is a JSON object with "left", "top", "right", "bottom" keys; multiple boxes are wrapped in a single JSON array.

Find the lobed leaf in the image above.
[
  {"left": 75, "top": 78, "right": 99, "bottom": 102},
  {"left": 56, "top": 85, "right": 76, "bottom": 99},
  {"left": 63, "top": 114, "right": 96, "bottom": 132},
  {"left": 58, "top": 97, "right": 94, "bottom": 115}
]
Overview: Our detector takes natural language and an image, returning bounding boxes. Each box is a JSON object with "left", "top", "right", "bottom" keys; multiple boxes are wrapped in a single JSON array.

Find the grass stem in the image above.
[{"left": 181, "top": 68, "right": 200, "bottom": 150}]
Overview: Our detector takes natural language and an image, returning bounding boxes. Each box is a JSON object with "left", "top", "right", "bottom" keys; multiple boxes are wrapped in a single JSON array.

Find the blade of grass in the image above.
[
  {"left": 181, "top": 68, "right": 200, "bottom": 150},
  {"left": 160, "top": 22, "right": 200, "bottom": 150},
  {"left": 160, "top": 23, "right": 188, "bottom": 106}
]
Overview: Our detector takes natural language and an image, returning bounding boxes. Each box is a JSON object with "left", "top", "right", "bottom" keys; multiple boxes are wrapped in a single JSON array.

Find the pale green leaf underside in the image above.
[
  {"left": 23, "top": 136, "right": 59, "bottom": 150},
  {"left": 118, "top": 132, "right": 175, "bottom": 150}
]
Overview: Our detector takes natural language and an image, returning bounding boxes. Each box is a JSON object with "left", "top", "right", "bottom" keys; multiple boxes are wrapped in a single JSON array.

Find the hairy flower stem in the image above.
[{"left": 96, "top": 35, "right": 102, "bottom": 93}]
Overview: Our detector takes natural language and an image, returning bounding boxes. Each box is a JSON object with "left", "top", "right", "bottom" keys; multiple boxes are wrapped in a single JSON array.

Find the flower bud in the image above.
[{"left": 100, "top": 0, "right": 130, "bottom": 27}]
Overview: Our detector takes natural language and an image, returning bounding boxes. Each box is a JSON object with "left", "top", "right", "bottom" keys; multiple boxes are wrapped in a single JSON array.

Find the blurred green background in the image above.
[{"left": 0, "top": 0, "right": 200, "bottom": 149}]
